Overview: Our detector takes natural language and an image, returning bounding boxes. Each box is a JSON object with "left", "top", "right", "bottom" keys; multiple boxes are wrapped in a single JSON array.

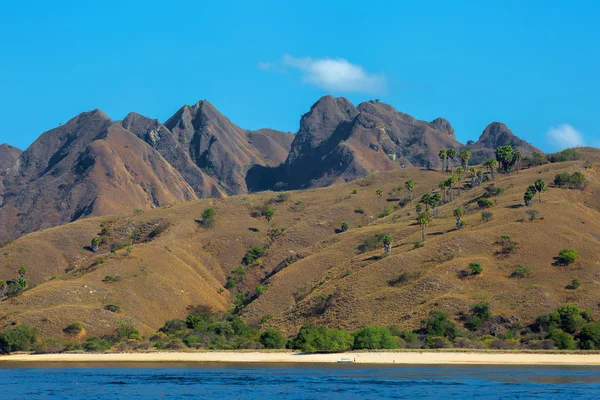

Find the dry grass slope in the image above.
[{"left": 1, "top": 149, "right": 599, "bottom": 340}]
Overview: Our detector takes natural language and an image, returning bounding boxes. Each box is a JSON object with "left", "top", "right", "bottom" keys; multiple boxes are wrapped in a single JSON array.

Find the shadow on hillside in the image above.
[{"left": 505, "top": 204, "right": 524, "bottom": 209}]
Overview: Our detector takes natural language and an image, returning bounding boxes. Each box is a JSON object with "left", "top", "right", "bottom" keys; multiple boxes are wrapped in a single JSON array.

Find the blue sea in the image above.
[{"left": 1, "top": 363, "right": 600, "bottom": 399}]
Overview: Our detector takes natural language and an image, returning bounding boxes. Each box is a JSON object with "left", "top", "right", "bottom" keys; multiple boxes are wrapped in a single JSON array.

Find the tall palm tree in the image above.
[
  {"left": 383, "top": 235, "right": 392, "bottom": 256},
  {"left": 447, "top": 175, "right": 458, "bottom": 201},
  {"left": 264, "top": 208, "right": 274, "bottom": 231},
  {"left": 453, "top": 208, "right": 464, "bottom": 230},
  {"left": 459, "top": 150, "right": 472, "bottom": 170},
  {"left": 455, "top": 167, "right": 465, "bottom": 196},
  {"left": 405, "top": 180, "right": 415, "bottom": 213},
  {"left": 376, "top": 188, "right": 383, "bottom": 212},
  {"left": 417, "top": 212, "right": 432, "bottom": 242},
  {"left": 469, "top": 166, "right": 478, "bottom": 187},
  {"left": 438, "top": 180, "right": 447, "bottom": 203},
  {"left": 447, "top": 148, "right": 457, "bottom": 174},
  {"left": 534, "top": 179, "right": 547, "bottom": 203},
  {"left": 438, "top": 150, "right": 447, "bottom": 175}
]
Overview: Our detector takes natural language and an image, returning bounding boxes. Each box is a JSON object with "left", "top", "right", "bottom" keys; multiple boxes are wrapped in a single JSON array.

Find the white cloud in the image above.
[
  {"left": 547, "top": 124, "right": 585, "bottom": 150},
  {"left": 281, "top": 54, "right": 386, "bottom": 94}
]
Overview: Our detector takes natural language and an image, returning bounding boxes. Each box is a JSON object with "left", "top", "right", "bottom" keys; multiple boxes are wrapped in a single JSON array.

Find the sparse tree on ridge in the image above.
[{"left": 18, "top": 267, "right": 26, "bottom": 278}]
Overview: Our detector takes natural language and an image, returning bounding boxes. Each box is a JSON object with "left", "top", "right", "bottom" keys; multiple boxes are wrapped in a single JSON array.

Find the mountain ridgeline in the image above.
[{"left": 0, "top": 96, "right": 540, "bottom": 240}]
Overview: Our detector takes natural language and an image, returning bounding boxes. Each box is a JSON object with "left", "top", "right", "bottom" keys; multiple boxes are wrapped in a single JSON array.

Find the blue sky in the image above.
[{"left": 1, "top": 0, "right": 598, "bottom": 152}]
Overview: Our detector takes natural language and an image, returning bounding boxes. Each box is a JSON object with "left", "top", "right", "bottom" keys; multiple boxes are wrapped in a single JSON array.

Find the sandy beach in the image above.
[{"left": 3, "top": 351, "right": 600, "bottom": 365}]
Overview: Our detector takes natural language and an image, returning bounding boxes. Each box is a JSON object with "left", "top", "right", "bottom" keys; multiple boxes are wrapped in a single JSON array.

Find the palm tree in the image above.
[
  {"left": 514, "top": 151, "right": 523, "bottom": 173},
  {"left": 438, "top": 180, "right": 447, "bottom": 203},
  {"left": 447, "top": 175, "right": 458, "bottom": 201},
  {"left": 376, "top": 188, "right": 383, "bottom": 212},
  {"left": 264, "top": 208, "right": 274, "bottom": 231},
  {"left": 417, "top": 212, "right": 432, "bottom": 242},
  {"left": 405, "top": 180, "right": 415, "bottom": 213},
  {"left": 421, "top": 193, "right": 432, "bottom": 212},
  {"left": 383, "top": 235, "right": 392, "bottom": 256},
  {"left": 459, "top": 150, "right": 472, "bottom": 170},
  {"left": 453, "top": 208, "right": 464, "bottom": 230},
  {"left": 534, "top": 179, "right": 547, "bottom": 203},
  {"left": 438, "top": 150, "right": 447, "bottom": 175},
  {"left": 447, "top": 148, "right": 457, "bottom": 174},
  {"left": 431, "top": 193, "right": 441, "bottom": 216},
  {"left": 469, "top": 167, "right": 477, "bottom": 188},
  {"left": 483, "top": 159, "right": 498, "bottom": 180},
  {"left": 18, "top": 267, "right": 26, "bottom": 278},
  {"left": 476, "top": 169, "right": 484, "bottom": 186},
  {"left": 455, "top": 167, "right": 465, "bottom": 196}
]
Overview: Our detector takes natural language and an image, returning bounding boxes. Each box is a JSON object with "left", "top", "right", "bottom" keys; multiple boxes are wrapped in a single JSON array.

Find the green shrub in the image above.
[
  {"left": 557, "top": 249, "right": 579, "bottom": 266},
  {"left": 421, "top": 311, "right": 458, "bottom": 340},
  {"left": 567, "top": 279, "right": 581, "bottom": 290},
  {"left": 549, "top": 329, "right": 576, "bottom": 350},
  {"left": 413, "top": 241, "right": 424, "bottom": 249},
  {"left": 477, "top": 198, "right": 495, "bottom": 209},
  {"left": 510, "top": 265, "right": 531, "bottom": 278},
  {"left": 260, "top": 329, "right": 286, "bottom": 349},
  {"left": 469, "top": 263, "right": 483, "bottom": 275},
  {"left": 243, "top": 247, "right": 265, "bottom": 265},
  {"left": 84, "top": 337, "right": 112, "bottom": 352},
  {"left": 353, "top": 326, "right": 398, "bottom": 350},
  {"left": 578, "top": 321, "right": 600, "bottom": 350},
  {"left": 289, "top": 325, "right": 354, "bottom": 352},
  {"left": 0, "top": 325, "right": 37, "bottom": 353},
  {"left": 63, "top": 322, "right": 85, "bottom": 336}
]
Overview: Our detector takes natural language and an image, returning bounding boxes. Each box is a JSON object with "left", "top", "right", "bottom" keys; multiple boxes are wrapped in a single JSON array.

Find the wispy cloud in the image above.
[
  {"left": 258, "top": 54, "right": 386, "bottom": 94},
  {"left": 547, "top": 124, "right": 585, "bottom": 150},
  {"left": 257, "top": 61, "right": 274, "bottom": 71}
]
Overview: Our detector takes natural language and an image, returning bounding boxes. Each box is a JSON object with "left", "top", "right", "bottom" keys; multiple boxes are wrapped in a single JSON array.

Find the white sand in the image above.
[{"left": 3, "top": 351, "right": 600, "bottom": 365}]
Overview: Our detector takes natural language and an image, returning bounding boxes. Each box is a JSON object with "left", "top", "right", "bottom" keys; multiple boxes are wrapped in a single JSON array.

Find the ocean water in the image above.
[{"left": 1, "top": 363, "right": 600, "bottom": 399}]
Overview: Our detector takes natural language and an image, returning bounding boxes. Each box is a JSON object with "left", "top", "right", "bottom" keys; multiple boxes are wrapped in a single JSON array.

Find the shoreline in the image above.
[{"left": 3, "top": 351, "right": 600, "bottom": 365}]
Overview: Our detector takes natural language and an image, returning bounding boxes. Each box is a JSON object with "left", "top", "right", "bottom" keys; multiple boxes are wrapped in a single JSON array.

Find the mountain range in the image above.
[{"left": 0, "top": 96, "right": 541, "bottom": 241}]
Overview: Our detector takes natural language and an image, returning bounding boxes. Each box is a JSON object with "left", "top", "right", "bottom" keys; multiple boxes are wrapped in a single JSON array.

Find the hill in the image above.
[
  {"left": 0, "top": 96, "right": 541, "bottom": 242},
  {"left": 0, "top": 148, "right": 598, "bottom": 339},
  {"left": 246, "top": 96, "right": 541, "bottom": 192}
]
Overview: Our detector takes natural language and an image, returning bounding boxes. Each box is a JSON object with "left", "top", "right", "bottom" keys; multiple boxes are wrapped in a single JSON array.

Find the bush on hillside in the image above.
[
  {"left": 0, "top": 324, "right": 37, "bottom": 354},
  {"left": 353, "top": 326, "right": 398, "bottom": 350},
  {"left": 260, "top": 329, "right": 286, "bottom": 349}
]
